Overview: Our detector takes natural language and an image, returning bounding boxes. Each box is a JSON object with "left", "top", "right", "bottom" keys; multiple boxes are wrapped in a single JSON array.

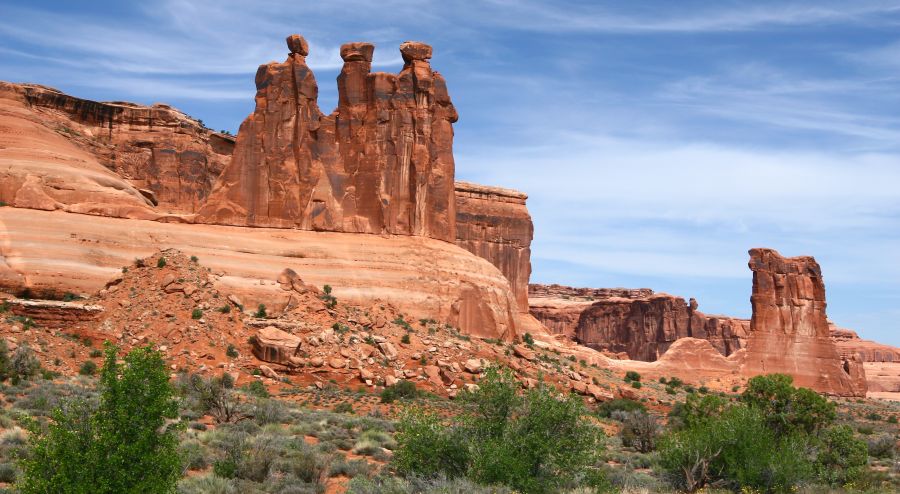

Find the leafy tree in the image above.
[
  {"left": 394, "top": 367, "right": 604, "bottom": 493},
  {"left": 741, "top": 373, "right": 835, "bottom": 434},
  {"left": 816, "top": 425, "right": 868, "bottom": 486},
  {"left": 19, "top": 345, "right": 182, "bottom": 493}
]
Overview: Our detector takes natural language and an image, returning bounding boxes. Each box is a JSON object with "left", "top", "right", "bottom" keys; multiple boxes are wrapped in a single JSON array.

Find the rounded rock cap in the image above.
[
  {"left": 399, "top": 41, "right": 432, "bottom": 62},
  {"left": 286, "top": 34, "right": 309, "bottom": 56},
  {"left": 340, "top": 42, "right": 375, "bottom": 63}
]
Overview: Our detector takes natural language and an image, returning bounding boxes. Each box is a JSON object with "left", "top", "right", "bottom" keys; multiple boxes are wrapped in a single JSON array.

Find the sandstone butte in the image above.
[{"left": 0, "top": 33, "right": 896, "bottom": 398}]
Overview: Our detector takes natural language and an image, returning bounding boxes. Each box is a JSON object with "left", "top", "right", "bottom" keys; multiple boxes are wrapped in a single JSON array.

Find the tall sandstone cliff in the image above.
[
  {"left": 196, "top": 36, "right": 457, "bottom": 240},
  {"left": 742, "top": 248, "right": 866, "bottom": 396},
  {"left": 455, "top": 182, "right": 533, "bottom": 310}
]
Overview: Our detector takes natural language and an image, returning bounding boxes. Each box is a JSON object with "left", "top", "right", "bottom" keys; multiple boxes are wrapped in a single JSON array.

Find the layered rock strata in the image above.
[
  {"left": 0, "top": 207, "right": 518, "bottom": 340},
  {"left": 197, "top": 35, "right": 457, "bottom": 241},
  {"left": 741, "top": 248, "right": 866, "bottom": 396},
  {"left": 528, "top": 284, "right": 747, "bottom": 360},
  {"left": 0, "top": 82, "right": 233, "bottom": 215},
  {"left": 455, "top": 181, "right": 533, "bottom": 310},
  {"left": 831, "top": 326, "right": 900, "bottom": 393}
]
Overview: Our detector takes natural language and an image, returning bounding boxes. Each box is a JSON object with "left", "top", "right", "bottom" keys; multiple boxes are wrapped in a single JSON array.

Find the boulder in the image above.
[{"left": 251, "top": 326, "right": 302, "bottom": 365}]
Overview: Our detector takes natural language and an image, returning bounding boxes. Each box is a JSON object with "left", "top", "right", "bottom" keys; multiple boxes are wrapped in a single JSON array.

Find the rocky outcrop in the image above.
[
  {"left": 0, "top": 82, "right": 233, "bottom": 215},
  {"left": 741, "top": 248, "right": 866, "bottom": 396},
  {"left": 455, "top": 182, "right": 533, "bottom": 310},
  {"left": 0, "top": 207, "right": 518, "bottom": 340},
  {"left": 3, "top": 299, "right": 103, "bottom": 329},
  {"left": 528, "top": 284, "right": 747, "bottom": 360},
  {"left": 830, "top": 325, "right": 900, "bottom": 393},
  {"left": 575, "top": 294, "right": 748, "bottom": 361},
  {"left": 529, "top": 284, "right": 654, "bottom": 338},
  {"left": 197, "top": 35, "right": 457, "bottom": 241}
]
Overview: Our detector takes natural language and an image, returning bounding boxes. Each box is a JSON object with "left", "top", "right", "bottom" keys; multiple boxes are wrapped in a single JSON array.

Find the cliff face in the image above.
[
  {"left": 455, "top": 182, "right": 533, "bottom": 310},
  {"left": 0, "top": 82, "right": 233, "bottom": 215},
  {"left": 742, "top": 248, "right": 866, "bottom": 396},
  {"left": 831, "top": 325, "right": 900, "bottom": 393},
  {"left": 197, "top": 36, "right": 457, "bottom": 240},
  {"left": 528, "top": 284, "right": 747, "bottom": 360}
]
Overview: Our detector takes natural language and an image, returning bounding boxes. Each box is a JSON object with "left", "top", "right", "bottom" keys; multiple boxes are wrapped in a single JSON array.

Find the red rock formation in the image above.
[
  {"left": 528, "top": 284, "right": 746, "bottom": 360},
  {"left": 455, "top": 181, "right": 533, "bottom": 310},
  {"left": 0, "top": 82, "right": 232, "bottom": 215},
  {"left": 575, "top": 294, "right": 747, "bottom": 361},
  {"left": 741, "top": 248, "right": 866, "bottom": 396},
  {"left": 197, "top": 35, "right": 457, "bottom": 241},
  {"left": 830, "top": 325, "right": 900, "bottom": 393}
]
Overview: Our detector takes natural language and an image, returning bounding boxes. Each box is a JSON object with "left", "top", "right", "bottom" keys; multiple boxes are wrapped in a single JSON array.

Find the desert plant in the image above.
[
  {"left": 624, "top": 371, "right": 641, "bottom": 383},
  {"left": 191, "top": 308, "right": 203, "bottom": 320},
  {"left": 254, "top": 304, "right": 267, "bottom": 318},
  {"left": 157, "top": 257, "right": 167, "bottom": 268},
  {"left": 78, "top": 360, "right": 97, "bottom": 376},
  {"left": 10, "top": 344, "right": 40, "bottom": 384},
  {"left": 619, "top": 411, "right": 659, "bottom": 453},
  {"left": 225, "top": 344, "right": 238, "bottom": 358},
  {"left": 381, "top": 380, "right": 419, "bottom": 403},
  {"left": 19, "top": 345, "right": 182, "bottom": 494},
  {"left": 320, "top": 285, "right": 337, "bottom": 309}
]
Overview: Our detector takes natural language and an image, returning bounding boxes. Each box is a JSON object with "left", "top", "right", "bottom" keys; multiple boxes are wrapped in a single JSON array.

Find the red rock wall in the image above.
[
  {"left": 3, "top": 82, "right": 233, "bottom": 214},
  {"left": 197, "top": 36, "right": 457, "bottom": 241},
  {"left": 455, "top": 182, "right": 533, "bottom": 310},
  {"left": 575, "top": 294, "right": 748, "bottom": 361},
  {"left": 741, "top": 248, "right": 866, "bottom": 396}
]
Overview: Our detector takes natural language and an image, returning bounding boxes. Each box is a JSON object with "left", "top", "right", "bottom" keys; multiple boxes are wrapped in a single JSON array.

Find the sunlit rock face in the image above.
[{"left": 197, "top": 35, "right": 458, "bottom": 241}]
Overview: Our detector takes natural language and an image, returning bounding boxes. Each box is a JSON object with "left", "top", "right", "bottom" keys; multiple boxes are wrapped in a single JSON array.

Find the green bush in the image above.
[
  {"left": 78, "top": 360, "right": 97, "bottom": 376},
  {"left": 394, "top": 367, "right": 604, "bottom": 493},
  {"left": 741, "top": 373, "right": 835, "bottom": 434},
  {"left": 10, "top": 344, "right": 40, "bottom": 385},
  {"left": 619, "top": 411, "right": 659, "bottom": 453},
  {"left": 596, "top": 398, "right": 646, "bottom": 418},
  {"left": 89, "top": 349, "right": 103, "bottom": 358},
  {"left": 816, "top": 424, "right": 868, "bottom": 486},
  {"left": 400, "top": 333, "right": 411, "bottom": 344},
  {"left": 380, "top": 380, "right": 419, "bottom": 403},
  {"left": 333, "top": 402, "right": 353, "bottom": 414},
  {"left": 157, "top": 257, "right": 167, "bottom": 268},
  {"left": 254, "top": 304, "right": 267, "bottom": 318},
  {"left": 522, "top": 332, "right": 534, "bottom": 346},
  {"left": 630, "top": 380, "right": 642, "bottom": 389},
  {"left": 191, "top": 308, "right": 203, "bottom": 320},
  {"left": 320, "top": 285, "right": 337, "bottom": 309},
  {"left": 19, "top": 345, "right": 182, "bottom": 494},
  {"left": 225, "top": 344, "right": 238, "bottom": 358},
  {"left": 624, "top": 371, "right": 641, "bottom": 382},
  {"left": 241, "top": 380, "right": 269, "bottom": 399}
]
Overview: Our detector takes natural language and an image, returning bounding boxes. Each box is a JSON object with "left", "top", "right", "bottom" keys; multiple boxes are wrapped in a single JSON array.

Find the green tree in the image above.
[
  {"left": 815, "top": 425, "right": 868, "bottom": 486},
  {"left": 741, "top": 374, "right": 835, "bottom": 434},
  {"left": 19, "top": 344, "right": 182, "bottom": 493}
]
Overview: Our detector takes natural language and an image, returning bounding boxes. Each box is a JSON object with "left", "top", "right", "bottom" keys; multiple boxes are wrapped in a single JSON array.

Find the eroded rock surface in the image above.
[
  {"left": 0, "top": 82, "right": 233, "bottom": 215},
  {"left": 831, "top": 325, "right": 900, "bottom": 393},
  {"left": 197, "top": 35, "right": 457, "bottom": 240},
  {"left": 741, "top": 248, "right": 866, "bottom": 396},
  {"left": 455, "top": 181, "right": 532, "bottom": 310}
]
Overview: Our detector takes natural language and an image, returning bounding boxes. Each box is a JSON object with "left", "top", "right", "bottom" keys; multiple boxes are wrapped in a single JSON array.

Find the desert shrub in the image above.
[
  {"left": 394, "top": 409, "right": 470, "bottom": 479},
  {"left": 668, "top": 376, "right": 683, "bottom": 387},
  {"left": 333, "top": 402, "right": 353, "bottom": 414},
  {"left": 253, "top": 304, "right": 267, "bottom": 318},
  {"left": 0, "top": 462, "right": 17, "bottom": 483},
  {"left": 157, "top": 257, "right": 167, "bottom": 268},
  {"left": 624, "top": 371, "right": 641, "bottom": 383},
  {"left": 380, "top": 380, "right": 419, "bottom": 403},
  {"left": 320, "top": 285, "right": 337, "bottom": 309},
  {"left": 183, "top": 374, "right": 245, "bottom": 423},
  {"left": 176, "top": 474, "right": 235, "bottom": 494},
  {"left": 522, "top": 332, "right": 534, "bottom": 346},
  {"left": 619, "top": 411, "right": 659, "bottom": 453},
  {"left": 225, "top": 344, "right": 238, "bottom": 358},
  {"left": 191, "top": 308, "right": 203, "bottom": 320},
  {"left": 218, "top": 305, "right": 231, "bottom": 314},
  {"left": 659, "top": 404, "right": 813, "bottom": 492},
  {"left": 89, "top": 349, "right": 103, "bottom": 358},
  {"left": 865, "top": 411, "right": 882, "bottom": 421},
  {"left": 78, "top": 360, "right": 97, "bottom": 376},
  {"left": 252, "top": 398, "right": 286, "bottom": 425},
  {"left": 741, "top": 373, "right": 835, "bottom": 434},
  {"left": 887, "top": 415, "right": 898, "bottom": 424},
  {"left": 19, "top": 345, "right": 182, "bottom": 494},
  {"left": 597, "top": 398, "right": 646, "bottom": 419},
  {"left": 630, "top": 380, "right": 642, "bottom": 389},
  {"left": 668, "top": 393, "right": 729, "bottom": 430},
  {"left": 868, "top": 435, "right": 897, "bottom": 458},
  {"left": 190, "top": 255, "right": 198, "bottom": 263},
  {"left": 395, "top": 367, "right": 604, "bottom": 493},
  {"left": 401, "top": 333, "right": 411, "bottom": 344},
  {"left": 241, "top": 380, "right": 269, "bottom": 399},
  {"left": 815, "top": 424, "right": 868, "bottom": 486},
  {"left": 179, "top": 439, "right": 208, "bottom": 471},
  {"left": 10, "top": 344, "right": 40, "bottom": 384}
]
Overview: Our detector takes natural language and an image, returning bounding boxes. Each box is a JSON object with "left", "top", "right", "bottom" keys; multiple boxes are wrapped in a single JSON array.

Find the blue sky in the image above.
[{"left": 2, "top": 1, "right": 899, "bottom": 345}]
